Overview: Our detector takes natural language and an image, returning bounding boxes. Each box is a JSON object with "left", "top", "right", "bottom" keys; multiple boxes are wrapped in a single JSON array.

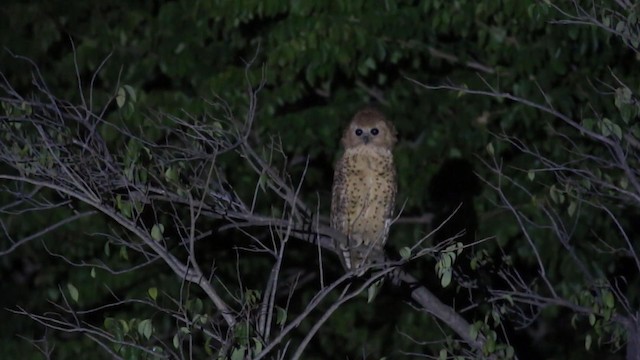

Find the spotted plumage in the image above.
[{"left": 330, "top": 107, "right": 397, "bottom": 273}]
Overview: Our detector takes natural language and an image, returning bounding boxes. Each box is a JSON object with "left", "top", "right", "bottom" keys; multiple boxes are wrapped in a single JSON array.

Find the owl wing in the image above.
[
  {"left": 330, "top": 156, "right": 354, "bottom": 269},
  {"left": 380, "top": 165, "right": 397, "bottom": 247}
]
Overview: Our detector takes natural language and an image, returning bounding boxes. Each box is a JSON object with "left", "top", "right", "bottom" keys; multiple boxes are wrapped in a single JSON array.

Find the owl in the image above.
[{"left": 330, "top": 107, "right": 397, "bottom": 274}]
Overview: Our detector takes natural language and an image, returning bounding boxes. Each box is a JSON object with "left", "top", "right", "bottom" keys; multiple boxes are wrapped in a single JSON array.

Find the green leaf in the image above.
[
  {"left": 527, "top": 170, "right": 535, "bottom": 181},
  {"left": 485, "top": 335, "right": 496, "bottom": 353},
  {"left": 104, "top": 318, "right": 116, "bottom": 332},
  {"left": 67, "top": 283, "right": 79, "bottom": 303},
  {"left": 600, "top": 118, "right": 621, "bottom": 139},
  {"left": 589, "top": 313, "right": 596, "bottom": 326},
  {"left": 506, "top": 345, "right": 515, "bottom": 358},
  {"left": 585, "top": 334, "right": 592, "bottom": 350},
  {"left": 90, "top": 268, "right": 96, "bottom": 279},
  {"left": 138, "top": 319, "right": 153, "bottom": 339},
  {"left": 123, "top": 85, "right": 137, "bottom": 103},
  {"left": 276, "top": 306, "right": 287, "bottom": 326},
  {"left": 567, "top": 201, "right": 577, "bottom": 217},
  {"left": 549, "top": 185, "right": 559, "bottom": 203},
  {"left": 119, "top": 246, "right": 128, "bottom": 260},
  {"left": 258, "top": 173, "right": 268, "bottom": 192},
  {"left": 252, "top": 338, "right": 263, "bottom": 356},
  {"left": 164, "top": 167, "right": 179, "bottom": 182},
  {"left": 116, "top": 87, "right": 126, "bottom": 108},
  {"left": 440, "top": 268, "right": 452, "bottom": 287},
  {"left": 173, "top": 333, "right": 180, "bottom": 349},
  {"left": 503, "top": 294, "right": 514, "bottom": 306},
  {"left": 119, "top": 319, "right": 129, "bottom": 334},
  {"left": 399, "top": 246, "right": 411, "bottom": 260},
  {"left": 439, "top": 349, "right": 447, "bottom": 360},
  {"left": 148, "top": 287, "right": 158, "bottom": 301},
  {"left": 116, "top": 195, "right": 132, "bottom": 218},
  {"left": 486, "top": 142, "right": 494, "bottom": 156},
  {"left": 612, "top": 123, "right": 622, "bottom": 139},
  {"left": 469, "top": 323, "right": 479, "bottom": 340},
  {"left": 188, "top": 298, "right": 204, "bottom": 313},
  {"left": 151, "top": 224, "right": 165, "bottom": 242},
  {"left": 603, "top": 291, "right": 615, "bottom": 309},
  {"left": 367, "top": 279, "right": 384, "bottom": 303},
  {"left": 231, "top": 346, "right": 246, "bottom": 360}
]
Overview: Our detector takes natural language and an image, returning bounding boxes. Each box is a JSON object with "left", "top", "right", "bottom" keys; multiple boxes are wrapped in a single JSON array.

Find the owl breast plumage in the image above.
[{"left": 330, "top": 107, "right": 397, "bottom": 273}]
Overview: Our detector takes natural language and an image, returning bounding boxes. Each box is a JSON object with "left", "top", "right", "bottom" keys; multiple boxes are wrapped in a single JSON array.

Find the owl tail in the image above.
[{"left": 341, "top": 237, "right": 385, "bottom": 276}]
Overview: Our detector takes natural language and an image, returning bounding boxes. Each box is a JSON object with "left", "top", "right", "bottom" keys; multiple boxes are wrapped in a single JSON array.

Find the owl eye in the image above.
[
  {"left": 355, "top": 129, "right": 363, "bottom": 136},
  {"left": 370, "top": 128, "right": 379, "bottom": 136}
]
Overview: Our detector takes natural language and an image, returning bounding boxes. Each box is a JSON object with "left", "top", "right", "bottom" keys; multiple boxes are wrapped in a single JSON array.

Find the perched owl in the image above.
[{"left": 330, "top": 107, "right": 397, "bottom": 274}]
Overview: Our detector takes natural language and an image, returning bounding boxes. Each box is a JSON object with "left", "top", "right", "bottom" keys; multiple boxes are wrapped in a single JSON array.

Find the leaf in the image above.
[
  {"left": 194, "top": 314, "right": 208, "bottom": 325},
  {"left": 231, "top": 346, "right": 246, "bottom": 360},
  {"left": 485, "top": 336, "right": 496, "bottom": 353},
  {"left": 119, "top": 319, "right": 129, "bottom": 334},
  {"left": 123, "top": 85, "right": 137, "bottom": 103},
  {"left": 589, "top": 313, "right": 596, "bottom": 326},
  {"left": 244, "top": 290, "right": 260, "bottom": 306},
  {"left": 549, "top": 185, "right": 559, "bottom": 203},
  {"left": 612, "top": 123, "right": 622, "bottom": 139},
  {"left": 367, "top": 279, "right": 384, "bottom": 303},
  {"left": 439, "top": 349, "right": 447, "bottom": 360},
  {"left": 454, "top": 242, "right": 463, "bottom": 255},
  {"left": 506, "top": 346, "right": 515, "bottom": 358},
  {"left": 119, "top": 246, "right": 128, "bottom": 260},
  {"left": 585, "top": 334, "right": 592, "bottom": 350},
  {"left": 567, "top": 201, "right": 577, "bottom": 217},
  {"left": 189, "top": 298, "right": 204, "bottom": 313},
  {"left": 123, "top": 101, "right": 135, "bottom": 119},
  {"left": 486, "top": 142, "right": 495, "bottom": 156},
  {"left": 443, "top": 252, "right": 455, "bottom": 267},
  {"left": 276, "top": 306, "right": 287, "bottom": 326},
  {"left": 138, "top": 319, "right": 153, "bottom": 339},
  {"left": 469, "top": 323, "right": 479, "bottom": 341},
  {"left": 164, "top": 167, "right": 179, "bottom": 182},
  {"left": 151, "top": 224, "right": 165, "bottom": 242},
  {"left": 399, "top": 246, "right": 411, "bottom": 260},
  {"left": 173, "top": 333, "right": 180, "bottom": 349},
  {"left": 148, "top": 287, "right": 158, "bottom": 301},
  {"left": 600, "top": 118, "right": 620, "bottom": 138},
  {"left": 116, "top": 87, "right": 126, "bottom": 108},
  {"left": 90, "top": 268, "right": 96, "bottom": 279},
  {"left": 104, "top": 318, "right": 116, "bottom": 331},
  {"left": 603, "top": 291, "right": 615, "bottom": 309},
  {"left": 67, "top": 283, "right": 79, "bottom": 303},
  {"left": 116, "top": 195, "right": 132, "bottom": 218},
  {"left": 252, "top": 338, "right": 263, "bottom": 356},
  {"left": 527, "top": 170, "right": 535, "bottom": 181},
  {"left": 258, "top": 173, "right": 268, "bottom": 192},
  {"left": 440, "top": 268, "right": 452, "bottom": 288}
]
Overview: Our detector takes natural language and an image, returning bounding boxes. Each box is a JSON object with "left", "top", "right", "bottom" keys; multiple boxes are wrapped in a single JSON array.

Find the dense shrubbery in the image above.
[{"left": 1, "top": 1, "right": 639, "bottom": 359}]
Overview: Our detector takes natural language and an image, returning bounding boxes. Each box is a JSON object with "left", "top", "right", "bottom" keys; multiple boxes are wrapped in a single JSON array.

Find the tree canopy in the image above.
[{"left": 1, "top": 1, "right": 639, "bottom": 359}]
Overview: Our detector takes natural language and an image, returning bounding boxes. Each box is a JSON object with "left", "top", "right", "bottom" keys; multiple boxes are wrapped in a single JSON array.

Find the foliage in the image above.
[{"left": 1, "top": 0, "right": 639, "bottom": 359}]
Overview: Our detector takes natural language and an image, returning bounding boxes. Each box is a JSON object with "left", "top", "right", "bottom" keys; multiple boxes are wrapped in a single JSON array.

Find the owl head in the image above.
[{"left": 341, "top": 107, "right": 397, "bottom": 150}]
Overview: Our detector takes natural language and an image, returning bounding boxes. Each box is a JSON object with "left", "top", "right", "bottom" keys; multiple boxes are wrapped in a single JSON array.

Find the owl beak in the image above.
[{"left": 362, "top": 134, "right": 371, "bottom": 144}]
